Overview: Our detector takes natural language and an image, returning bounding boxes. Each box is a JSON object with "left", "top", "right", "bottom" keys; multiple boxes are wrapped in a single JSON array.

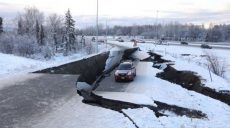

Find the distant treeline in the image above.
[{"left": 79, "top": 23, "right": 230, "bottom": 42}]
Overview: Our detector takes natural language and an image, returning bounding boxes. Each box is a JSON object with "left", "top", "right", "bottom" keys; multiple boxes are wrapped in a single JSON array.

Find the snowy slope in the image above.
[{"left": 0, "top": 53, "right": 45, "bottom": 75}]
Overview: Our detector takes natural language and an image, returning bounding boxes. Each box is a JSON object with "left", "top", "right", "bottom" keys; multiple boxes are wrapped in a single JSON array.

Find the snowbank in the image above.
[
  {"left": 0, "top": 43, "right": 112, "bottom": 75},
  {"left": 0, "top": 53, "right": 45, "bottom": 75}
]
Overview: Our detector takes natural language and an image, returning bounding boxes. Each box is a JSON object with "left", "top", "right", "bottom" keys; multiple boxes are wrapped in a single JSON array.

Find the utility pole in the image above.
[
  {"left": 156, "top": 10, "right": 159, "bottom": 40},
  {"left": 96, "top": 0, "right": 99, "bottom": 53}
]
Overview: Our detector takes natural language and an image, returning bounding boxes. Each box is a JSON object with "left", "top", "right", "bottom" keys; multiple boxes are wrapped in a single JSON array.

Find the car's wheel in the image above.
[{"left": 131, "top": 77, "right": 134, "bottom": 81}]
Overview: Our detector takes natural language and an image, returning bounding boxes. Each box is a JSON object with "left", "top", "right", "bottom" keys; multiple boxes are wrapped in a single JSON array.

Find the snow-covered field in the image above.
[
  {"left": 149, "top": 44, "right": 230, "bottom": 90},
  {"left": 0, "top": 43, "right": 111, "bottom": 75}
]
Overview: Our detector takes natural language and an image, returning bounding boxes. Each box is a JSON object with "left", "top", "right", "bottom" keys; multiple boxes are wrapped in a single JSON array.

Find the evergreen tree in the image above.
[
  {"left": 65, "top": 9, "right": 76, "bottom": 55},
  {"left": 0, "top": 17, "right": 3, "bottom": 34}
]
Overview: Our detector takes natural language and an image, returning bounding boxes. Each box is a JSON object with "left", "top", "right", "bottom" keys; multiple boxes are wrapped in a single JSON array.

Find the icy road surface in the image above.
[{"left": 0, "top": 74, "right": 79, "bottom": 128}]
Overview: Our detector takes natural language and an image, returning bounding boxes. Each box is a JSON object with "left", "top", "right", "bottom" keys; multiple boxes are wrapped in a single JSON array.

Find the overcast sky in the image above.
[{"left": 0, "top": 0, "right": 230, "bottom": 27}]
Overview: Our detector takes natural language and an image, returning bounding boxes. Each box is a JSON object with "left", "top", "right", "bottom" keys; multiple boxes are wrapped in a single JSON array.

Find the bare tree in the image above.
[
  {"left": 17, "top": 7, "right": 44, "bottom": 35},
  {"left": 46, "top": 13, "right": 64, "bottom": 51},
  {"left": 35, "top": 20, "right": 40, "bottom": 43},
  {"left": 204, "top": 51, "right": 227, "bottom": 77},
  {"left": 17, "top": 17, "right": 23, "bottom": 35},
  {"left": 39, "top": 24, "right": 45, "bottom": 45},
  {"left": 131, "top": 26, "right": 138, "bottom": 37},
  {"left": 0, "top": 17, "right": 3, "bottom": 34}
]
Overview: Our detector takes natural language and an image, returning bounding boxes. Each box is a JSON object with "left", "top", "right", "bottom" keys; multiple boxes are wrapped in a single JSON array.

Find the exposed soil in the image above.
[
  {"left": 148, "top": 52, "right": 230, "bottom": 105},
  {"left": 154, "top": 101, "right": 206, "bottom": 119},
  {"left": 146, "top": 51, "right": 172, "bottom": 63},
  {"left": 35, "top": 52, "right": 110, "bottom": 85}
]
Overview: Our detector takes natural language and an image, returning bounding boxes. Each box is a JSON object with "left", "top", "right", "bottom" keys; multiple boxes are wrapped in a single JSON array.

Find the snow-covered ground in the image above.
[
  {"left": 0, "top": 53, "right": 45, "bottom": 75},
  {"left": 0, "top": 43, "right": 112, "bottom": 75},
  {"left": 102, "top": 41, "right": 230, "bottom": 127},
  {"left": 150, "top": 44, "right": 230, "bottom": 91},
  {"left": 123, "top": 62, "right": 230, "bottom": 127},
  {"left": 108, "top": 41, "right": 230, "bottom": 91}
]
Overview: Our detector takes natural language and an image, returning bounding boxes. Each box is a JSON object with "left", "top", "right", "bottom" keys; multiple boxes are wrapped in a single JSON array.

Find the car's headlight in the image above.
[
  {"left": 115, "top": 71, "right": 119, "bottom": 76},
  {"left": 127, "top": 71, "right": 132, "bottom": 75}
]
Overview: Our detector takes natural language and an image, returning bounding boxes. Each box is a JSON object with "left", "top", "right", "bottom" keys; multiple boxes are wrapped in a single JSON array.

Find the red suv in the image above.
[{"left": 114, "top": 61, "right": 136, "bottom": 81}]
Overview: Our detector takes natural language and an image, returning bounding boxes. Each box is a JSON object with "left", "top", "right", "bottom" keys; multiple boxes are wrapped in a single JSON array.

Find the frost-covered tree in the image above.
[
  {"left": 39, "top": 24, "right": 45, "bottom": 45},
  {"left": 17, "top": 7, "right": 44, "bottom": 35},
  {"left": 131, "top": 26, "right": 138, "bottom": 37},
  {"left": 17, "top": 18, "right": 23, "bottom": 35},
  {"left": 46, "top": 13, "right": 64, "bottom": 51},
  {"left": 35, "top": 20, "right": 40, "bottom": 44},
  {"left": 0, "top": 17, "right": 3, "bottom": 34},
  {"left": 0, "top": 33, "right": 39, "bottom": 56},
  {"left": 64, "top": 9, "right": 76, "bottom": 55},
  {"left": 205, "top": 25, "right": 223, "bottom": 42}
]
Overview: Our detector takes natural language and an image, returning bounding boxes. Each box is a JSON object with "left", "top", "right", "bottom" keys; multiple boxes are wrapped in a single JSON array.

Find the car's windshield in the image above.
[{"left": 118, "top": 64, "right": 131, "bottom": 70}]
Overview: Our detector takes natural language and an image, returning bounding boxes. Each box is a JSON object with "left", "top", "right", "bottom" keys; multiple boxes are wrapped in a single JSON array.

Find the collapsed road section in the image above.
[
  {"left": 75, "top": 48, "right": 207, "bottom": 126},
  {"left": 144, "top": 52, "right": 230, "bottom": 105}
]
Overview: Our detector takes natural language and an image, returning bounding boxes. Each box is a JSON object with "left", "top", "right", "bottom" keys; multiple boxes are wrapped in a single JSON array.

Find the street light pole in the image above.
[
  {"left": 96, "top": 0, "right": 99, "bottom": 53},
  {"left": 156, "top": 10, "right": 159, "bottom": 40},
  {"left": 105, "top": 20, "right": 108, "bottom": 49}
]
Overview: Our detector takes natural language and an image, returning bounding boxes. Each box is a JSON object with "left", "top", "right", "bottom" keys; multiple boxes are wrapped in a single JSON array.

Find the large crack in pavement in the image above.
[
  {"left": 146, "top": 51, "right": 230, "bottom": 105},
  {"left": 79, "top": 91, "right": 206, "bottom": 119},
  {"left": 76, "top": 89, "right": 207, "bottom": 128}
]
